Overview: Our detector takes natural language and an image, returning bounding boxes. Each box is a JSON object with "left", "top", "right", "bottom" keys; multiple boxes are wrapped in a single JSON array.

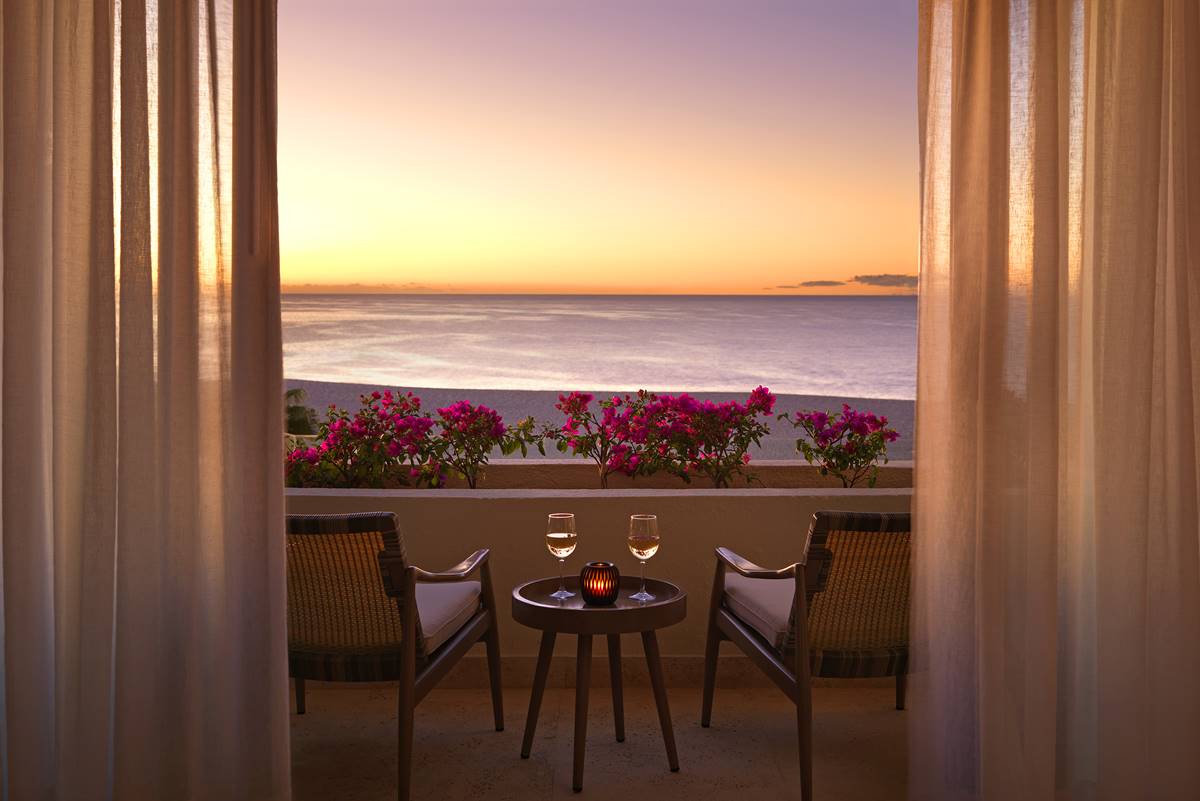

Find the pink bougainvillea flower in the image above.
[
  {"left": 784, "top": 404, "right": 899, "bottom": 488},
  {"left": 748, "top": 385, "right": 776, "bottom": 414}
]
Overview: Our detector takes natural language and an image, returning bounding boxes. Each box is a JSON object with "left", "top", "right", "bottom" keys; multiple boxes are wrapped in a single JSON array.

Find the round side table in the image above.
[{"left": 512, "top": 575, "right": 687, "bottom": 793}]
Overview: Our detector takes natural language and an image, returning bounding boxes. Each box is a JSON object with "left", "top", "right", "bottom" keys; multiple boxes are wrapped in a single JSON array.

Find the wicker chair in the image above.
[
  {"left": 286, "top": 512, "right": 503, "bottom": 801},
  {"left": 700, "top": 510, "right": 911, "bottom": 801}
]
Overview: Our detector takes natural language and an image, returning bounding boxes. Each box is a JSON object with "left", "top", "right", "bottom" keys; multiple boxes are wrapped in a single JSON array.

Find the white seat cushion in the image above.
[
  {"left": 415, "top": 580, "right": 481, "bottom": 653},
  {"left": 723, "top": 573, "right": 794, "bottom": 650}
]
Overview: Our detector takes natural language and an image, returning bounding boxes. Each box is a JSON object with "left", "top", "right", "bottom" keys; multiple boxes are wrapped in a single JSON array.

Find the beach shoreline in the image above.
[{"left": 286, "top": 378, "right": 915, "bottom": 461}]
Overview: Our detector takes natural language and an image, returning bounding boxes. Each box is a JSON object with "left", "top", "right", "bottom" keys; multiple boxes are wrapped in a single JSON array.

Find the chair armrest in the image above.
[
  {"left": 715, "top": 547, "right": 799, "bottom": 579},
  {"left": 411, "top": 548, "right": 490, "bottom": 582}
]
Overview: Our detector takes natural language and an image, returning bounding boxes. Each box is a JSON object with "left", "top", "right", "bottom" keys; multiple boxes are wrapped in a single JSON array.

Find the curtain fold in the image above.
[
  {"left": 1, "top": 1, "right": 290, "bottom": 798},
  {"left": 913, "top": 1, "right": 1200, "bottom": 799}
]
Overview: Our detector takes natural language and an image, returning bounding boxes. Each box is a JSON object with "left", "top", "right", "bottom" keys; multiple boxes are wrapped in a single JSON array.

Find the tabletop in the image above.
[{"left": 511, "top": 575, "right": 687, "bottom": 635}]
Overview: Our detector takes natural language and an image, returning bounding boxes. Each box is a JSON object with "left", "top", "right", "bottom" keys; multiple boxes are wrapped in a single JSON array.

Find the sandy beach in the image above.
[{"left": 287, "top": 379, "right": 914, "bottom": 460}]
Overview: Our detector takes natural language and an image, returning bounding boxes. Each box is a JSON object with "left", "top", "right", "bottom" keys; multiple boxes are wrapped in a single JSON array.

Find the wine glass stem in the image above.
[
  {"left": 558, "top": 558, "right": 566, "bottom": 593},
  {"left": 640, "top": 560, "right": 646, "bottom": 595}
]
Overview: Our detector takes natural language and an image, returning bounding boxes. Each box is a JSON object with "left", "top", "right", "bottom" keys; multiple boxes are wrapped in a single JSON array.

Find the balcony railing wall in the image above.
[{"left": 287, "top": 485, "right": 912, "bottom": 686}]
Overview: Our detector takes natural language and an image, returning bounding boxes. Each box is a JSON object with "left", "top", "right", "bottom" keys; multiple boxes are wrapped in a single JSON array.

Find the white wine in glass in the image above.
[
  {"left": 547, "top": 513, "right": 577, "bottom": 600},
  {"left": 628, "top": 514, "right": 660, "bottom": 602}
]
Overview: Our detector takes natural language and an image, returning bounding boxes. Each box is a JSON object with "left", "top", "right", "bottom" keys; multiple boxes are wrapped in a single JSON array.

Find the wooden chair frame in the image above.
[
  {"left": 700, "top": 546, "right": 822, "bottom": 801},
  {"left": 287, "top": 512, "right": 503, "bottom": 801},
  {"left": 701, "top": 510, "right": 911, "bottom": 801},
  {"left": 377, "top": 545, "right": 504, "bottom": 801}
]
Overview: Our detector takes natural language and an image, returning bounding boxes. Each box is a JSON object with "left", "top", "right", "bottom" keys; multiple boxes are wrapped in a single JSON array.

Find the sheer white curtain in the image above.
[
  {"left": 913, "top": 1, "right": 1200, "bottom": 799},
  {"left": 1, "top": 1, "right": 290, "bottom": 798}
]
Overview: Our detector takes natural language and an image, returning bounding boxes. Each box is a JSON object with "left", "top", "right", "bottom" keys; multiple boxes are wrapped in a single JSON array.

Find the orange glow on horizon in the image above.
[{"left": 278, "top": 2, "right": 918, "bottom": 295}]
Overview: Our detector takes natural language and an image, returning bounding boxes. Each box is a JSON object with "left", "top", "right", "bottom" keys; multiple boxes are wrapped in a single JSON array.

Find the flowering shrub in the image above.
[
  {"left": 548, "top": 387, "right": 776, "bottom": 488},
  {"left": 286, "top": 391, "right": 546, "bottom": 489},
  {"left": 642, "top": 386, "right": 776, "bottom": 488},
  {"left": 284, "top": 386, "right": 896, "bottom": 491},
  {"left": 548, "top": 391, "right": 657, "bottom": 488},
  {"left": 779, "top": 404, "right": 899, "bottom": 488},
  {"left": 286, "top": 391, "right": 441, "bottom": 488},
  {"left": 432, "top": 401, "right": 544, "bottom": 488}
]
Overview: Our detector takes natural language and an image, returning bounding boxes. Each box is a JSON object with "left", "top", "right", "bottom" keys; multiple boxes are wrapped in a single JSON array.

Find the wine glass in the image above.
[
  {"left": 546, "top": 513, "right": 578, "bottom": 600},
  {"left": 627, "top": 514, "right": 660, "bottom": 602}
]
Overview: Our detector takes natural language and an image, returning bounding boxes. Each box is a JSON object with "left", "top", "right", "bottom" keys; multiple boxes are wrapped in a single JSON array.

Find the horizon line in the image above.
[{"left": 280, "top": 287, "right": 918, "bottom": 297}]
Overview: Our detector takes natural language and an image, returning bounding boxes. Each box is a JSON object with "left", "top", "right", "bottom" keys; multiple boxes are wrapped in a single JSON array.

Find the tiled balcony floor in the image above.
[{"left": 291, "top": 684, "right": 906, "bottom": 800}]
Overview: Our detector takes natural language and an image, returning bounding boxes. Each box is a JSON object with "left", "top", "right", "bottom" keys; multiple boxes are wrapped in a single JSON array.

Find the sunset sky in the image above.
[{"left": 278, "top": 1, "right": 917, "bottom": 295}]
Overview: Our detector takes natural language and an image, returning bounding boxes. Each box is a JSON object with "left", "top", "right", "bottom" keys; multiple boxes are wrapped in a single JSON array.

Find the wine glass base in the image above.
[
  {"left": 630, "top": 590, "right": 656, "bottom": 602},
  {"left": 550, "top": 589, "right": 576, "bottom": 600}
]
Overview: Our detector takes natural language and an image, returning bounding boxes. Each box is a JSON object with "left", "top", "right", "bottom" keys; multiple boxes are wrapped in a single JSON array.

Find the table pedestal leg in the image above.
[
  {"left": 642, "top": 630, "right": 680, "bottom": 772},
  {"left": 607, "top": 634, "right": 624, "bottom": 742},
  {"left": 521, "top": 630, "right": 556, "bottom": 759},
  {"left": 572, "top": 634, "right": 593, "bottom": 792}
]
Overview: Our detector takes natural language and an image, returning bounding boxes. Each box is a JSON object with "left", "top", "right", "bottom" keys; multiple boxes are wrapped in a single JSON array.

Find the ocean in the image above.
[{"left": 282, "top": 294, "right": 917, "bottom": 400}]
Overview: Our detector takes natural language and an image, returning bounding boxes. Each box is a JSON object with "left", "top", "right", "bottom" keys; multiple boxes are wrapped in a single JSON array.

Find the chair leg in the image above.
[
  {"left": 701, "top": 560, "right": 725, "bottom": 728},
  {"left": 895, "top": 673, "right": 907, "bottom": 711},
  {"left": 793, "top": 570, "right": 814, "bottom": 801},
  {"left": 485, "top": 618, "right": 505, "bottom": 731},
  {"left": 797, "top": 683, "right": 813, "bottom": 801},
  {"left": 700, "top": 616, "right": 719, "bottom": 728},
  {"left": 398, "top": 569, "right": 418, "bottom": 801},
  {"left": 480, "top": 559, "right": 505, "bottom": 732},
  {"left": 294, "top": 677, "right": 306, "bottom": 715},
  {"left": 397, "top": 673, "right": 415, "bottom": 801}
]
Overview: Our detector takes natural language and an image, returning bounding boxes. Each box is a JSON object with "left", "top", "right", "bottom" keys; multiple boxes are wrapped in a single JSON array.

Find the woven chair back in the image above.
[
  {"left": 801, "top": 511, "right": 911, "bottom": 656},
  {"left": 286, "top": 512, "right": 425, "bottom": 660}
]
